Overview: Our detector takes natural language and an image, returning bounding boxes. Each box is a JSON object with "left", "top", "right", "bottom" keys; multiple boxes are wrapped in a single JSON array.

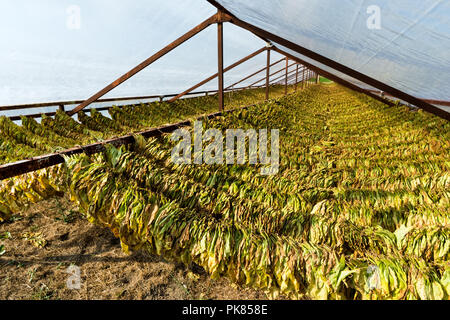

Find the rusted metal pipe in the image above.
[
  {"left": 217, "top": 11, "right": 224, "bottom": 112},
  {"left": 68, "top": 13, "right": 222, "bottom": 116},
  {"left": 268, "top": 67, "right": 301, "bottom": 85},
  {"left": 0, "top": 102, "right": 259, "bottom": 180},
  {"left": 365, "top": 90, "right": 450, "bottom": 107},
  {"left": 284, "top": 57, "right": 288, "bottom": 95},
  {"left": 275, "top": 72, "right": 301, "bottom": 86},
  {"left": 248, "top": 62, "right": 299, "bottom": 87},
  {"left": 265, "top": 48, "right": 271, "bottom": 100},
  {"left": 4, "top": 86, "right": 255, "bottom": 121},
  {"left": 168, "top": 47, "right": 266, "bottom": 103},
  {"left": 224, "top": 56, "right": 283, "bottom": 90},
  {"left": 271, "top": 47, "right": 403, "bottom": 108},
  {"left": 208, "top": 2, "right": 449, "bottom": 120},
  {"left": 301, "top": 67, "right": 305, "bottom": 89}
]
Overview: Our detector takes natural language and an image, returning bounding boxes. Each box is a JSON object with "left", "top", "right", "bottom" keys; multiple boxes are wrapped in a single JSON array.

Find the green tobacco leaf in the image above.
[{"left": 0, "top": 231, "right": 11, "bottom": 239}]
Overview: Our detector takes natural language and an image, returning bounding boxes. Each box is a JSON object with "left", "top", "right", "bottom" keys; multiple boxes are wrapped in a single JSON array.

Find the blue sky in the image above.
[{"left": 0, "top": 0, "right": 283, "bottom": 105}]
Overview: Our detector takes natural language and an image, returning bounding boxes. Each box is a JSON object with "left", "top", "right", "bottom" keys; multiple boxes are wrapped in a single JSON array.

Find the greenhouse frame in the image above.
[{"left": 0, "top": 0, "right": 449, "bottom": 301}]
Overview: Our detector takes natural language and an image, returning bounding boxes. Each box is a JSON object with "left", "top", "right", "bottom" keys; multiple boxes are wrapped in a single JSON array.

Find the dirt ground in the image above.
[{"left": 0, "top": 196, "right": 269, "bottom": 300}]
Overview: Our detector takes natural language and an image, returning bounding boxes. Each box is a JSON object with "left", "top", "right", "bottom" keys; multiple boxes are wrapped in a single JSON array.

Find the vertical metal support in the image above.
[
  {"left": 170, "top": 47, "right": 265, "bottom": 103},
  {"left": 284, "top": 57, "right": 288, "bottom": 95},
  {"left": 217, "top": 12, "right": 224, "bottom": 112},
  {"left": 316, "top": 72, "right": 320, "bottom": 84},
  {"left": 68, "top": 13, "right": 219, "bottom": 116},
  {"left": 295, "top": 64, "right": 299, "bottom": 91},
  {"left": 265, "top": 48, "right": 270, "bottom": 100},
  {"left": 302, "top": 68, "right": 305, "bottom": 89},
  {"left": 305, "top": 70, "right": 307, "bottom": 88}
]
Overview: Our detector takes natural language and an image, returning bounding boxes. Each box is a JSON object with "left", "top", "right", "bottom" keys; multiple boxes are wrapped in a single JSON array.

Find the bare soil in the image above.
[{"left": 0, "top": 196, "right": 269, "bottom": 300}]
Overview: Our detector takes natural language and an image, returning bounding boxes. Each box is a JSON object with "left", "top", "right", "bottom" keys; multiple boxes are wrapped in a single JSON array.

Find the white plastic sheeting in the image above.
[
  {"left": 215, "top": 0, "right": 450, "bottom": 101},
  {"left": 0, "top": 0, "right": 286, "bottom": 108}
]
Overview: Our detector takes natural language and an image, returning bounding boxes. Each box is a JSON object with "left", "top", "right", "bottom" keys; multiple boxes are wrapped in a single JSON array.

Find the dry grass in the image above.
[{"left": 0, "top": 195, "right": 269, "bottom": 300}]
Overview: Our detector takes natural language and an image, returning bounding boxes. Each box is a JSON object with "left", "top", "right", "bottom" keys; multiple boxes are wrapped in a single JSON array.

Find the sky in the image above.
[{"left": 0, "top": 0, "right": 284, "bottom": 106}]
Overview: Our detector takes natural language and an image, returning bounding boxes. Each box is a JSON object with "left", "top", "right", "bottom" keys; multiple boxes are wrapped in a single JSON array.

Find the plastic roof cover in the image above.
[
  {"left": 1, "top": 0, "right": 448, "bottom": 115},
  {"left": 215, "top": 0, "right": 450, "bottom": 102},
  {"left": 0, "top": 0, "right": 287, "bottom": 109}
]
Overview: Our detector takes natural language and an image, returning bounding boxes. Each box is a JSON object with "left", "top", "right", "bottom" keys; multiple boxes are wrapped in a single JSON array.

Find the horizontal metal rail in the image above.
[
  {"left": 0, "top": 86, "right": 254, "bottom": 112},
  {"left": 68, "top": 13, "right": 228, "bottom": 115},
  {"left": 224, "top": 57, "right": 285, "bottom": 90},
  {"left": 248, "top": 63, "right": 301, "bottom": 88},
  {"left": 2, "top": 85, "right": 264, "bottom": 121},
  {"left": 0, "top": 82, "right": 299, "bottom": 180},
  {"left": 0, "top": 100, "right": 265, "bottom": 180},
  {"left": 207, "top": 1, "right": 450, "bottom": 121},
  {"left": 279, "top": 70, "right": 314, "bottom": 85},
  {"left": 366, "top": 90, "right": 450, "bottom": 107},
  {"left": 267, "top": 67, "right": 303, "bottom": 86},
  {"left": 168, "top": 47, "right": 267, "bottom": 103}
]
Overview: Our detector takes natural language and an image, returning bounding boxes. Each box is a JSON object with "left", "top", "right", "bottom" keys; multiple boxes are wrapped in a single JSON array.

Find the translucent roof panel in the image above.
[
  {"left": 276, "top": 44, "right": 379, "bottom": 91},
  {"left": 0, "top": 0, "right": 286, "bottom": 106},
  {"left": 214, "top": 0, "right": 450, "bottom": 101}
]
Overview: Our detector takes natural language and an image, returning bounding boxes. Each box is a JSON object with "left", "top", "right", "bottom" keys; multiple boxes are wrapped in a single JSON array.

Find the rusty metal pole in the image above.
[
  {"left": 213, "top": 5, "right": 449, "bottom": 120},
  {"left": 268, "top": 67, "right": 303, "bottom": 85},
  {"left": 284, "top": 57, "right": 288, "bottom": 95},
  {"left": 265, "top": 48, "right": 270, "bottom": 100},
  {"left": 295, "top": 64, "right": 299, "bottom": 91},
  {"left": 247, "top": 62, "right": 297, "bottom": 88},
  {"left": 302, "top": 67, "right": 305, "bottom": 89},
  {"left": 170, "top": 47, "right": 266, "bottom": 102},
  {"left": 68, "top": 13, "right": 220, "bottom": 116},
  {"left": 304, "top": 70, "right": 307, "bottom": 88},
  {"left": 217, "top": 12, "right": 224, "bottom": 112},
  {"left": 225, "top": 57, "right": 284, "bottom": 90}
]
